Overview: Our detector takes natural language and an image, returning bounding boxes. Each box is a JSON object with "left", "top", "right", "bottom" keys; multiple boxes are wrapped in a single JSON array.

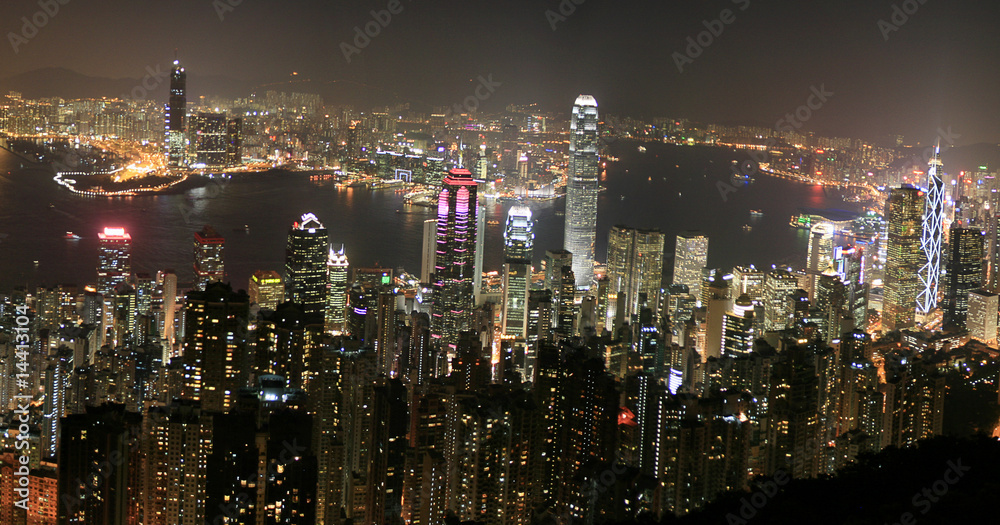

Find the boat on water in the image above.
[
  {"left": 638, "top": 146, "right": 647, "bottom": 153},
  {"left": 64, "top": 232, "right": 81, "bottom": 240},
  {"left": 742, "top": 224, "right": 753, "bottom": 232},
  {"left": 750, "top": 210, "right": 764, "bottom": 217}
]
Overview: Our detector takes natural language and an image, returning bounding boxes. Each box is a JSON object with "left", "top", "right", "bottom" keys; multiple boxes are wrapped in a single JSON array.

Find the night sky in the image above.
[{"left": 3, "top": 0, "right": 1000, "bottom": 144}]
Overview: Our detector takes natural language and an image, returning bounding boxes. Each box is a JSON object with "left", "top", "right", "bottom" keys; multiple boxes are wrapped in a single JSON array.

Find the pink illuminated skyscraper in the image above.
[
  {"left": 432, "top": 169, "right": 480, "bottom": 352},
  {"left": 97, "top": 227, "right": 132, "bottom": 296}
]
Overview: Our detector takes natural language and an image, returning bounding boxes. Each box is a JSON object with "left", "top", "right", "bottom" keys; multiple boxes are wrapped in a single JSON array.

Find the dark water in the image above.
[{"left": 0, "top": 142, "right": 857, "bottom": 292}]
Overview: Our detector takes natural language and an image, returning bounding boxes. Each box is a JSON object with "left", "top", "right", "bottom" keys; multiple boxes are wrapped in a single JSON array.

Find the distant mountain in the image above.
[
  {"left": 0, "top": 67, "right": 252, "bottom": 103},
  {"left": 0, "top": 68, "right": 420, "bottom": 109},
  {"left": 941, "top": 142, "right": 1000, "bottom": 173}
]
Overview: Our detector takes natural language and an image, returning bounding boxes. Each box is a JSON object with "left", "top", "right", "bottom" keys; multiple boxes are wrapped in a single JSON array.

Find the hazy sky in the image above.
[{"left": 3, "top": 0, "right": 999, "bottom": 144}]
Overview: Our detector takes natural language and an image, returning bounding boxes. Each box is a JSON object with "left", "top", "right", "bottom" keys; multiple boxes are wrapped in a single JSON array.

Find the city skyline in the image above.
[
  {"left": 3, "top": 2, "right": 1000, "bottom": 524},
  {"left": 3, "top": 0, "right": 1000, "bottom": 144}
]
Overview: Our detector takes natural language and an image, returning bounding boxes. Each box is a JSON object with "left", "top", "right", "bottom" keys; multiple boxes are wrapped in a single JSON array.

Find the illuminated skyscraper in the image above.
[
  {"left": 249, "top": 270, "right": 284, "bottom": 310},
  {"left": 544, "top": 249, "right": 573, "bottom": 336},
  {"left": 967, "top": 290, "right": 999, "bottom": 345},
  {"left": 502, "top": 206, "right": 534, "bottom": 338},
  {"left": 58, "top": 404, "right": 142, "bottom": 524},
  {"left": 606, "top": 225, "right": 665, "bottom": 321},
  {"left": 883, "top": 186, "right": 925, "bottom": 331},
  {"left": 193, "top": 225, "right": 225, "bottom": 291},
  {"left": 159, "top": 270, "right": 178, "bottom": 355},
  {"left": 166, "top": 59, "right": 187, "bottom": 168},
  {"left": 763, "top": 268, "right": 798, "bottom": 331},
  {"left": 703, "top": 270, "right": 732, "bottom": 360},
  {"left": 732, "top": 265, "right": 765, "bottom": 303},
  {"left": 723, "top": 293, "right": 755, "bottom": 357},
  {"left": 917, "top": 143, "right": 944, "bottom": 316},
  {"left": 327, "top": 245, "right": 349, "bottom": 333},
  {"left": 421, "top": 218, "right": 437, "bottom": 283},
  {"left": 945, "top": 227, "right": 985, "bottom": 326},
  {"left": 181, "top": 282, "right": 249, "bottom": 412},
  {"left": 143, "top": 400, "right": 213, "bottom": 525},
  {"left": 225, "top": 117, "right": 242, "bottom": 167},
  {"left": 193, "top": 112, "right": 227, "bottom": 168},
  {"left": 285, "top": 213, "right": 329, "bottom": 316},
  {"left": 673, "top": 231, "right": 709, "bottom": 302},
  {"left": 98, "top": 227, "right": 132, "bottom": 296},
  {"left": 564, "top": 94, "right": 600, "bottom": 288},
  {"left": 806, "top": 223, "right": 834, "bottom": 301},
  {"left": 432, "top": 169, "right": 480, "bottom": 351}
]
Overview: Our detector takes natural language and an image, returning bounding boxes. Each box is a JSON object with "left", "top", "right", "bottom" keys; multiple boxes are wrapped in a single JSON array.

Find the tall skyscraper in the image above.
[
  {"left": 917, "top": 143, "right": 944, "bottom": 316},
  {"left": 193, "top": 112, "right": 227, "bottom": 168},
  {"left": 723, "top": 293, "right": 755, "bottom": 357},
  {"left": 945, "top": 227, "right": 985, "bottom": 326},
  {"left": 432, "top": 169, "right": 480, "bottom": 351},
  {"left": 502, "top": 206, "right": 534, "bottom": 338},
  {"left": 193, "top": 225, "right": 225, "bottom": 291},
  {"left": 474, "top": 201, "right": 486, "bottom": 305},
  {"left": 673, "top": 231, "right": 709, "bottom": 302},
  {"left": 181, "top": 282, "right": 249, "bottom": 412},
  {"left": 166, "top": 59, "right": 187, "bottom": 168},
  {"left": 58, "top": 404, "right": 142, "bottom": 524},
  {"left": 703, "top": 270, "right": 733, "bottom": 360},
  {"left": 967, "top": 290, "right": 999, "bottom": 345},
  {"left": 160, "top": 270, "right": 178, "bottom": 356},
  {"left": 225, "top": 117, "right": 242, "bottom": 167},
  {"left": 143, "top": 400, "right": 213, "bottom": 525},
  {"left": 883, "top": 186, "right": 925, "bottom": 332},
  {"left": 806, "top": 223, "right": 834, "bottom": 301},
  {"left": 606, "top": 225, "right": 665, "bottom": 321},
  {"left": 763, "top": 268, "right": 798, "bottom": 331},
  {"left": 732, "top": 265, "right": 765, "bottom": 303},
  {"left": 563, "top": 94, "right": 600, "bottom": 288},
  {"left": 327, "top": 245, "right": 349, "bottom": 333},
  {"left": 544, "top": 249, "right": 573, "bottom": 334},
  {"left": 97, "top": 227, "right": 132, "bottom": 296},
  {"left": 987, "top": 213, "right": 1000, "bottom": 292},
  {"left": 249, "top": 270, "right": 284, "bottom": 310},
  {"left": 421, "top": 218, "right": 437, "bottom": 283},
  {"left": 836, "top": 246, "right": 869, "bottom": 330},
  {"left": 285, "top": 213, "right": 329, "bottom": 316}
]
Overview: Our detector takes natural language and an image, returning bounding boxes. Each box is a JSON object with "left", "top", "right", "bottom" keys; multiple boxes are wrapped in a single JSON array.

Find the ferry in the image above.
[
  {"left": 750, "top": 210, "right": 763, "bottom": 218},
  {"left": 64, "top": 232, "right": 81, "bottom": 240}
]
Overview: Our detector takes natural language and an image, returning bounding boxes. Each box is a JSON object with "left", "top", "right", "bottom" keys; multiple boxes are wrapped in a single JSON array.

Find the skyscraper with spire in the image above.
[
  {"left": 917, "top": 142, "right": 944, "bottom": 317},
  {"left": 326, "top": 245, "right": 349, "bottom": 333},
  {"left": 564, "top": 95, "right": 600, "bottom": 288},
  {"left": 285, "top": 213, "right": 329, "bottom": 316},
  {"left": 166, "top": 58, "right": 187, "bottom": 168}
]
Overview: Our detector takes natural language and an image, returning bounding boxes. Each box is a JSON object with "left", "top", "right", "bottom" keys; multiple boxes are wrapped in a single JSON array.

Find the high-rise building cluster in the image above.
[
  {"left": 165, "top": 59, "right": 243, "bottom": 170},
  {"left": 1, "top": 92, "right": 997, "bottom": 525}
]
